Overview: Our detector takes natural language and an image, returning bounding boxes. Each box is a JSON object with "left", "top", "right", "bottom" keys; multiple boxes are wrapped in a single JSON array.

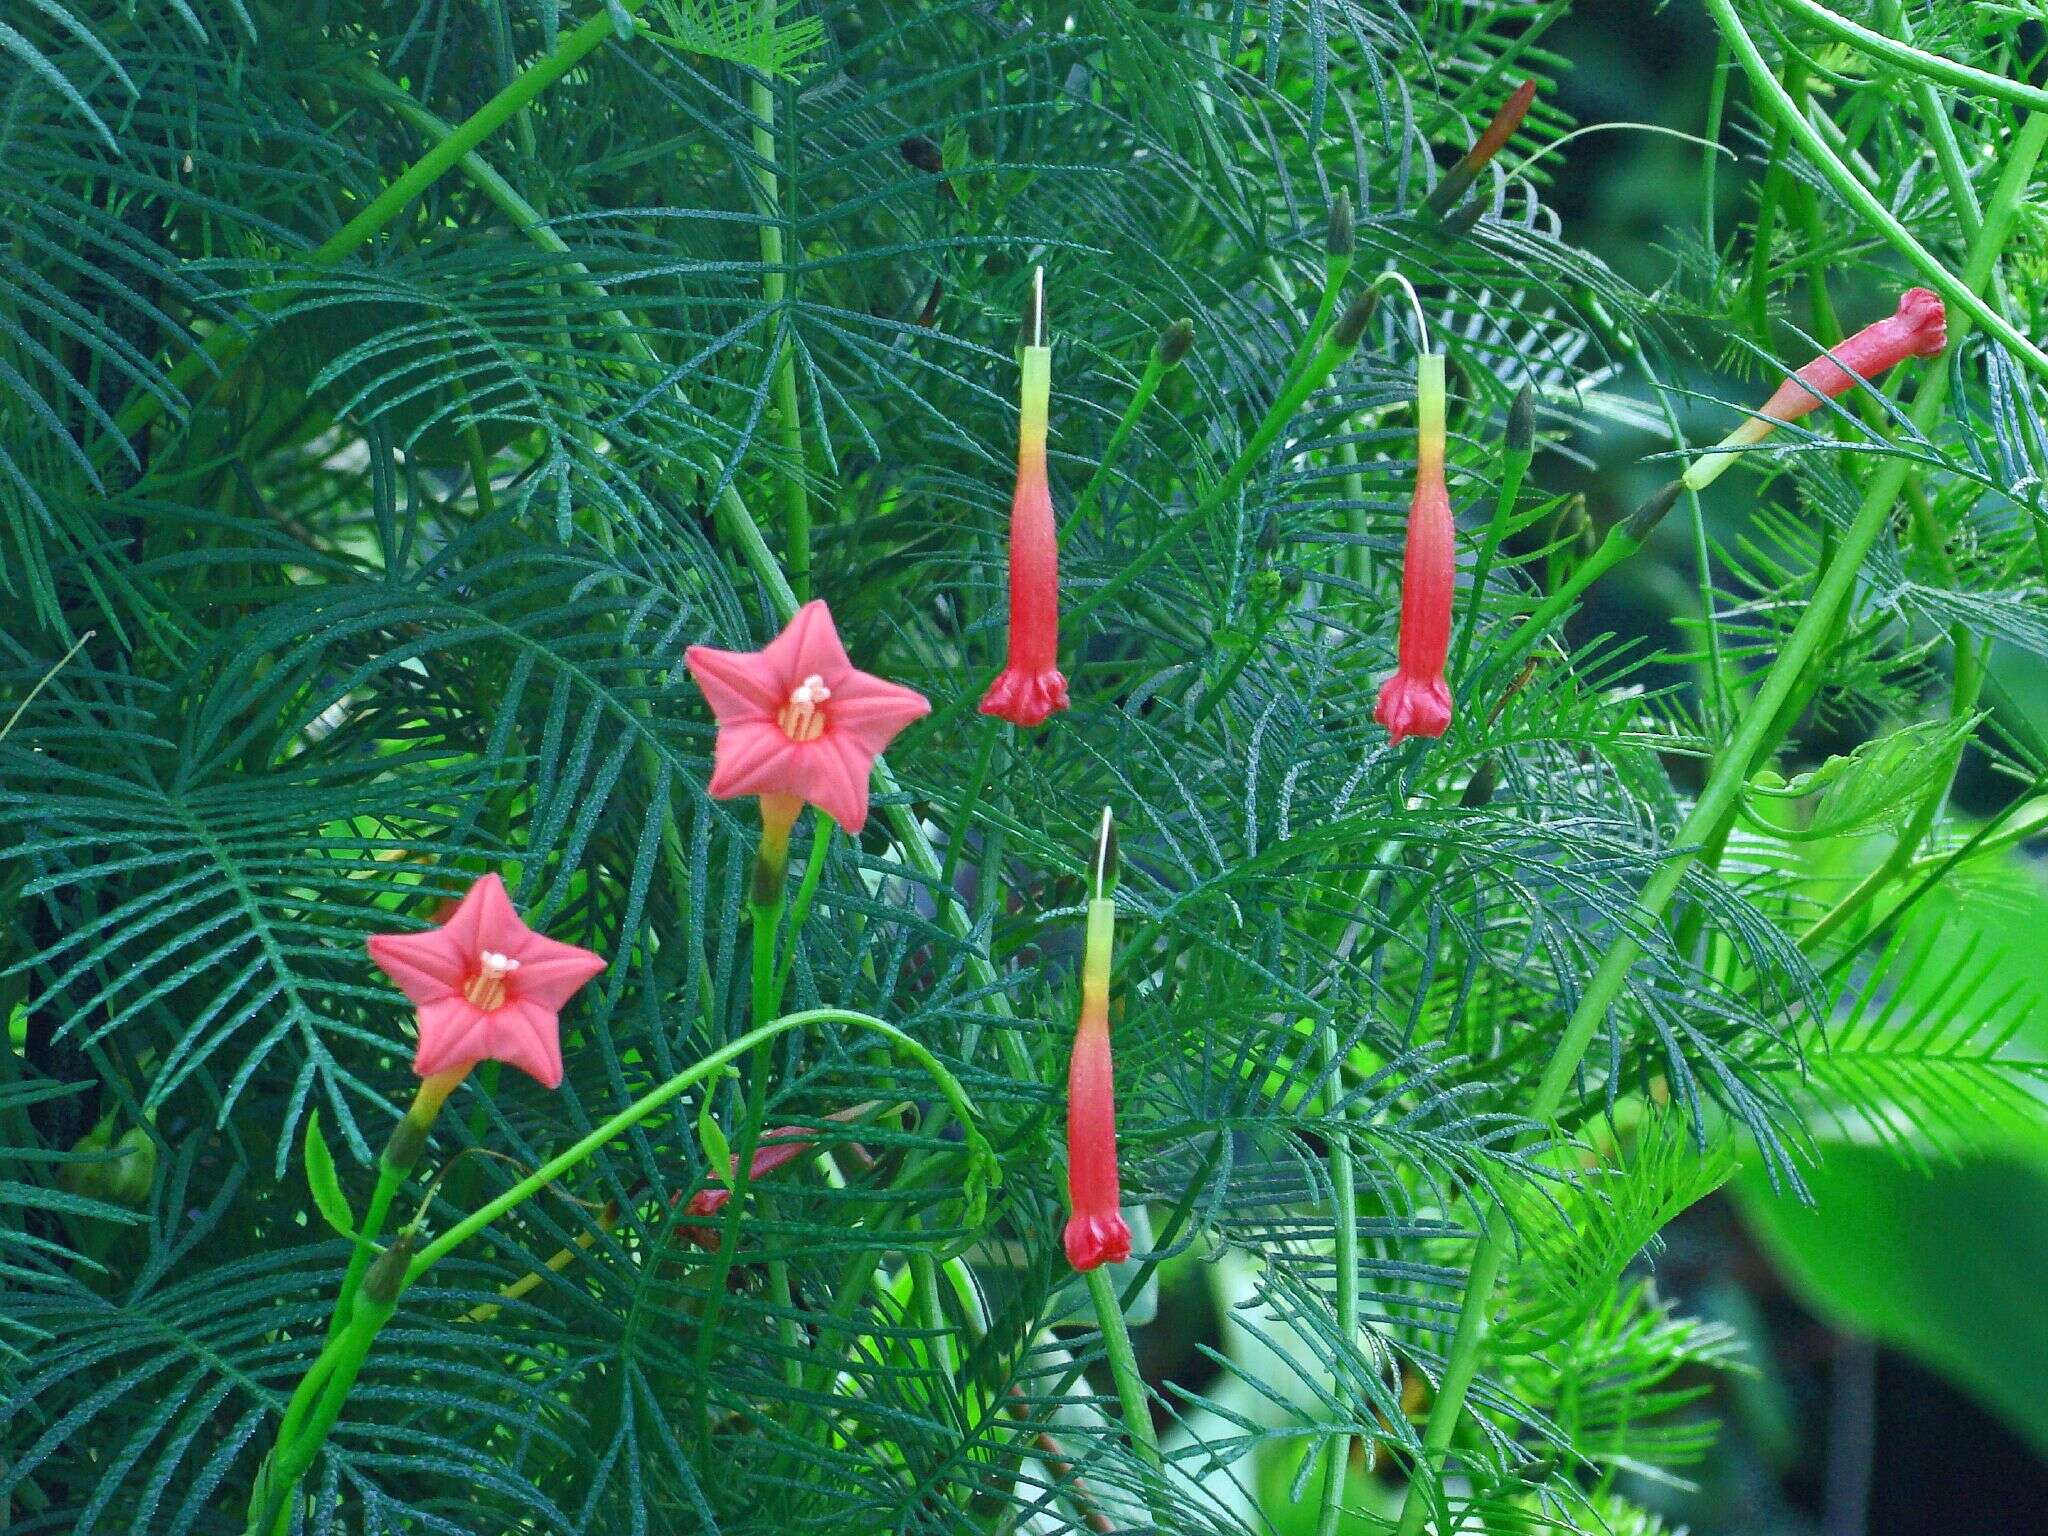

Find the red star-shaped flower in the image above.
[
  {"left": 366, "top": 873, "right": 605, "bottom": 1089},
  {"left": 685, "top": 600, "right": 931, "bottom": 835}
]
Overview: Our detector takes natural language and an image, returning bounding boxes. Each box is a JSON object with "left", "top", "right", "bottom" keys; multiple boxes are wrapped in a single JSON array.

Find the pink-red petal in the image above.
[
  {"left": 366, "top": 928, "right": 466, "bottom": 1006},
  {"left": 686, "top": 643, "right": 785, "bottom": 723},
  {"left": 763, "top": 600, "right": 856, "bottom": 687},
  {"left": 708, "top": 718, "right": 802, "bottom": 801},
  {"left": 828, "top": 671, "right": 933, "bottom": 755}
]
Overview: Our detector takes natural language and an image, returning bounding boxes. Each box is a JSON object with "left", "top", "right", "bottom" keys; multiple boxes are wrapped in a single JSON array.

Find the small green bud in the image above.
[
  {"left": 1439, "top": 197, "right": 1486, "bottom": 239},
  {"left": 1422, "top": 164, "right": 1479, "bottom": 221},
  {"left": 1332, "top": 288, "right": 1379, "bottom": 348},
  {"left": 1460, "top": 759, "right": 1498, "bottom": 808},
  {"left": 1156, "top": 317, "right": 1194, "bottom": 368},
  {"left": 105, "top": 1127, "right": 157, "bottom": 1206},
  {"left": 1249, "top": 568, "right": 1284, "bottom": 609},
  {"left": 1328, "top": 188, "right": 1354, "bottom": 260},
  {"left": 382, "top": 1115, "right": 430, "bottom": 1175},
  {"left": 360, "top": 1231, "right": 416, "bottom": 1311},
  {"left": 1622, "top": 479, "right": 1684, "bottom": 543},
  {"left": 1507, "top": 383, "right": 1536, "bottom": 455},
  {"left": 898, "top": 136, "right": 944, "bottom": 176}
]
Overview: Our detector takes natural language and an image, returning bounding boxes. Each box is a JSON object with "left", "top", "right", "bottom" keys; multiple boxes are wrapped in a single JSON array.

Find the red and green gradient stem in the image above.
[{"left": 982, "top": 342, "right": 1070, "bottom": 726}]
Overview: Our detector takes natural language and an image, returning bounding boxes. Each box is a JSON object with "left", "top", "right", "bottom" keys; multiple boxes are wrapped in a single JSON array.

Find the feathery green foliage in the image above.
[{"left": 4, "top": 1, "right": 2046, "bottom": 1532}]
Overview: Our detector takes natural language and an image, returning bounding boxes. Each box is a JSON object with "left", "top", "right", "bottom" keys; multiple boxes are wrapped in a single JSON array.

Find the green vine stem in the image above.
[
  {"left": 1770, "top": 0, "right": 2048, "bottom": 112},
  {"left": 1084, "top": 1265, "right": 1162, "bottom": 1474},
  {"left": 328, "top": 1164, "right": 402, "bottom": 1343},
  {"left": 1707, "top": 0, "right": 2048, "bottom": 381},
  {"left": 1386, "top": 59, "right": 2041, "bottom": 1536},
  {"left": 405, "top": 1008, "right": 993, "bottom": 1285},
  {"left": 242, "top": 1004, "right": 995, "bottom": 1530},
  {"left": 746, "top": 0, "right": 813, "bottom": 599}
]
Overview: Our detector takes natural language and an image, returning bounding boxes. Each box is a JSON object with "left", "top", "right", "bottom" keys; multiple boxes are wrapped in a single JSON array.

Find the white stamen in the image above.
[
  {"left": 777, "top": 674, "right": 832, "bottom": 742},
  {"left": 463, "top": 950, "right": 521, "bottom": 1009}
]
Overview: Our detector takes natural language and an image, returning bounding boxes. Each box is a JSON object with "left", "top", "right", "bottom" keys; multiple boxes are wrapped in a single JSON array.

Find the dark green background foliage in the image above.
[{"left": 3, "top": 2, "right": 2045, "bottom": 1533}]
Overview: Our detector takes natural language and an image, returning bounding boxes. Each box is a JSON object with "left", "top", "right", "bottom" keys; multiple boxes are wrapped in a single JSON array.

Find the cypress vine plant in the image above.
[{"left": 3, "top": 3, "right": 2046, "bottom": 1534}]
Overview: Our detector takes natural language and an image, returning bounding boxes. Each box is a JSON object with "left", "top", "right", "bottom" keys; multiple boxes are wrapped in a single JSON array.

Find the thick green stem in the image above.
[
  {"left": 1388, "top": 78, "right": 2040, "bottom": 1536},
  {"left": 748, "top": 14, "right": 812, "bottom": 599},
  {"left": 1313, "top": 1024, "right": 1360, "bottom": 1536},
  {"left": 1772, "top": 0, "right": 2048, "bottom": 112},
  {"left": 1706, "top": 0, "right": 2048, "bottom": 380},
  {"left": 1084, "top": 1266, "right": 1161, "bottom": 1474}
]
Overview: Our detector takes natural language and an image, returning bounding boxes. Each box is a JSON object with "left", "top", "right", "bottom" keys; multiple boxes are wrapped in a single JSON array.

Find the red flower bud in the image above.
[
  {"left": 981, "top": 269, "right": 1071, "bottom": 728},
  {"left": 1374, "top": 354, "right": 1455, "bottom": 744},
  {"left": 1065, "top": 811, "right": 1130, "bottom": 1271}
]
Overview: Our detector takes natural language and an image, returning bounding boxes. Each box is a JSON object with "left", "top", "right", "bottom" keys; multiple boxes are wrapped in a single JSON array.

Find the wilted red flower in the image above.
[{"left": 1685, "top": 288, "right": 1948, "bottom": 490}]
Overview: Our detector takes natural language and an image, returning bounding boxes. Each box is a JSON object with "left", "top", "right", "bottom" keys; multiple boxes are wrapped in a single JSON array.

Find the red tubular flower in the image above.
[
  {"left": 1374, "top": 352, "right": 1455, "bottom": 744},
  {"left": 1065, "top": 810, "right": 1130, "bottom": 1271},
  {"left": 981, "top": 269, "right": 1071, "bottom": 728},
  {"left": 1685, "top": 288, "right": 1948, "bottom": 490}
]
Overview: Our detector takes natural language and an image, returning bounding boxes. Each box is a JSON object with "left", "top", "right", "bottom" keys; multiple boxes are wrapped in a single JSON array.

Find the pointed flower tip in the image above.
[
  {"left": 1472, "top": 80, "right": 1539, "bottom": 168},
  {"left": 1423, "top": 80, "right": 1536, "bottom": 220},
  {"left": 1623, "top": 478, "right": 1685, "bottom": 542},
  {"left": 1328, "top": 187, "right": 1354, "bottom": 259},
  {"left": 1064, "top": 1211, "right": 1133, "bottom": 1272},
  {"left": 1333, "top": 287, "right": 1380, "bottom": 348},
  {"left": 1507, "top": 383, "right": 1537, "bottom": 454}
]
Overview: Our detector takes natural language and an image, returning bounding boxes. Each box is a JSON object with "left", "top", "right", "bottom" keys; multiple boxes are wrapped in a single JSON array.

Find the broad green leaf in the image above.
[
  {"left": 304, "top": 1110, "right": 354, "bottom": 1239},
  {"left": 1740, "top": 1151, "right": 2048, "bottom": 1458},
  {"left": 1745, "top": 715, "right": 1980, "bottom": 840}
]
